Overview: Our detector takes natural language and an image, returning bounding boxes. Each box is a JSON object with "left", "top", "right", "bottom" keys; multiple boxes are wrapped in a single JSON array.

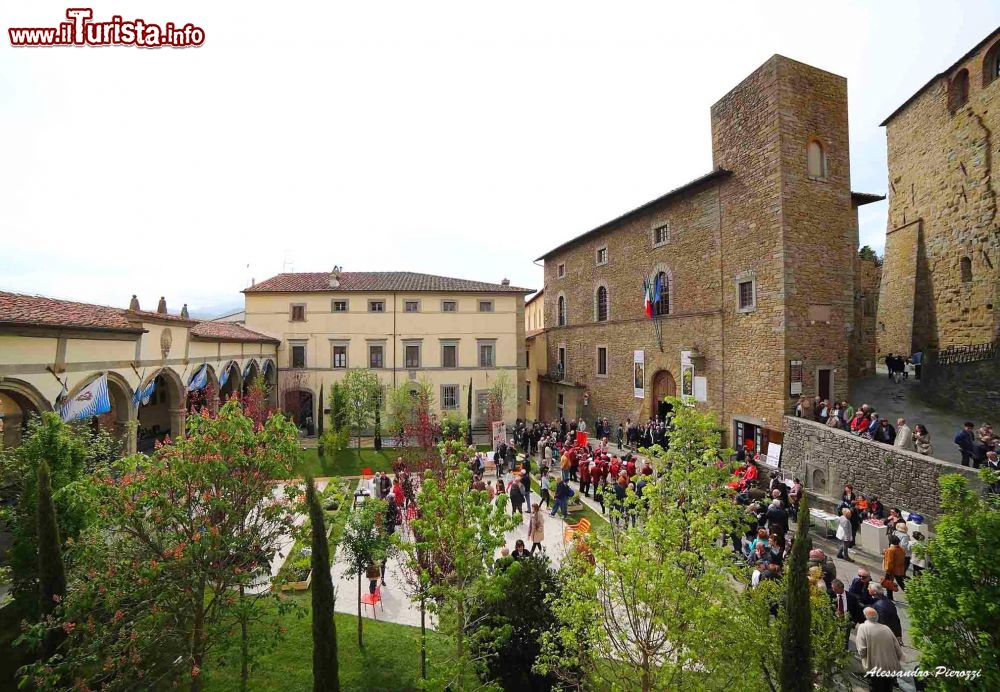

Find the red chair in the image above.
[{"left": 361, "top": 586, "right": 383, "bottom": 618}]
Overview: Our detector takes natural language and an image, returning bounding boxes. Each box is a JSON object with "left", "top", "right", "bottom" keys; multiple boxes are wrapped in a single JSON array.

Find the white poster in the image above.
[
  {"left": 694, "top": 376, "right": 708, "bottom": 403},
  {"left": 680, "top": 350, "right": 695, "bottom": 402},
  {"left": 765, "top": 442, "right": 782, "bottom": 469},
  {"left": 633, "top": 350, "right": 645, "bottom": 399}
]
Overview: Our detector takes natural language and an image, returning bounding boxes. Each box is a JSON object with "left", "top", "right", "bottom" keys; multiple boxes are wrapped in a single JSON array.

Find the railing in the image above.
[
  {"left": 931, "top": 340, "right": 999, "bottom": 366},
  {"left": 547, "top": 364, "right": 565, "bottom": 381}
]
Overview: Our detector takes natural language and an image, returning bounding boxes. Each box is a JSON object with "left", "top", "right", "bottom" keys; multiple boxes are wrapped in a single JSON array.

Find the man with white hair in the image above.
[
  {"left": 855, "top": 607, "right": 901, "bottom": 692},
  {"left": 894, "top": 418, "right": 914, "bottom": 451},
  {"left": 868, "top": 583, "right": 902, "bottom": 641}
]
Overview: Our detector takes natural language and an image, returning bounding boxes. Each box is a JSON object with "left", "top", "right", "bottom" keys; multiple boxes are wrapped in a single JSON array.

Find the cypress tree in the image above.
[
  {"left": 306, "top": 477, "right": 340, "bottom": 691},
  {"left": 36, "top": 459, "right": 66, "bottom": 658},
  {"left": 779, "top": 493, "right": 812, "bottom": 691}
]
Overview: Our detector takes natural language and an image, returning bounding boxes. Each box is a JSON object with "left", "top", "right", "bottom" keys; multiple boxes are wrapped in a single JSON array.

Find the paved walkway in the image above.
[{"left": 850, "top": 371, "right": 967, "bottom": 465}]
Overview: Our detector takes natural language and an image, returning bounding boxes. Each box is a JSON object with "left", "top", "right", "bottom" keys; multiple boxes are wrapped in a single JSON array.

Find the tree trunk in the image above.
[
  {"left": 357, "top": 572, "right": 364, "bottom": 648},
  {"left": 456, "top": 599, "right": 465, "bottom": 691},
  {"left": 420, "top": 596, "right": 427, "bottom": 680},
  {"left": 191, "top": 579, "right": 207, "bottom": 692},
  {"left": 240, "top": 585, "right": 249, "bottom": 692},
  {"left": 641, "top": 652, "right": 651, "bottom": 692}
]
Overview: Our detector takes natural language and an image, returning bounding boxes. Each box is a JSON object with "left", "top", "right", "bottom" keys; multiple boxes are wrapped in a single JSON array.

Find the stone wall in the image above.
[
  {"left": 781, "top": 415, "right": 980, "bottom": 521},
  {"left": 877, "top": 30, "right": 1000, "bottom": 357},
  {"left": 851, "top": 255, "right": 881, "bottom": 377},
  {"left": 917, "top": 348, "right": 1000, "bottom": 420}
]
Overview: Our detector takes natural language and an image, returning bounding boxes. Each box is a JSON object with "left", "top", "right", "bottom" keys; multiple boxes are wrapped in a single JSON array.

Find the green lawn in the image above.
[
  {"left": 202, "top": 593, "right": 446, "bottom": 691},
  {"left": 293, "top": 445, "right": 493, "bottom": 479}
]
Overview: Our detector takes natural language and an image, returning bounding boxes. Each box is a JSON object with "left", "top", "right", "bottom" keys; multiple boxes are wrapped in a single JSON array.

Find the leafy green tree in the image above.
[
  {"left": 339, "top": 497, "right": 393, "bottom": 649},
  {"left": 407, "top": 440, "right": 518, "bottom": 690},
  {"left": 907, "top": 473, "right": 1000, "bottom": 690},
  {"left": 36, "top": 459, "right": 66, "bottom": 659},
  {"left": 342, "top": 370, "right": 382, "bottom": 452},
  {"left": 0, "top": 412, "right": 113, "bottom": 610},
  {"left": 18, "top": 401, "right": 301, "bottom": 692},
  {"left": 537, "top": 399, "right": 750, "bottom": 691},
  {"left": 779, "top": 494, "right": 811, "bottom": 691},
  {"left": 306, "top": 477, "right": 340, "bottom": 692},
  {"left": 858, "top": 245, "right": 880, "bottom": 262},
  {"left": 470, "top": 555, "right": 560, "bottom": 691}
]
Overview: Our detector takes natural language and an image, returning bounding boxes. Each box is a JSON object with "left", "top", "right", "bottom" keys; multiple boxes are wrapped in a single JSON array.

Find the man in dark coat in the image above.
[
  {"left": 829, "top": 578, "right": 864, "bottom": 650},
  {"left": 765, "top": 499, "right": 788, "bottom": 536},
  {"left": 848, "top": 568, "right": 876, "bottom": 606},
  {"left": 869, "top": 584, "right": 902, "bottom": 639}
]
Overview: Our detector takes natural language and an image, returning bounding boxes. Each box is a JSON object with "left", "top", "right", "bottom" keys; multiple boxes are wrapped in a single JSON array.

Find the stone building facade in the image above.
[
  {"left": 535, "top": 55, "right": 881, "bottom": 451},
  {"left": 851, "top": 254, "right": 882, "bottom": 378},
  {"left": 877, "top": 28, "right": 1000, "bottom": 357}
]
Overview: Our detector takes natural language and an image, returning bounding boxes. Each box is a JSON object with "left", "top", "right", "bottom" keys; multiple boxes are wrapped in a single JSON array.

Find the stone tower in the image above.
[{"left": 877, "top": 29, "right": 1000, "bottom": 356}]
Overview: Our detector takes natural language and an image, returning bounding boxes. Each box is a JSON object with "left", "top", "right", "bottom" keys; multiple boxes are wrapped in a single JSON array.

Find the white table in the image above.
[
  {"left": 859, "top": 520, "right": 889, "bottom": 554},
  {"left": 809, "top": 508, "right": 838, "bottom": 537}
]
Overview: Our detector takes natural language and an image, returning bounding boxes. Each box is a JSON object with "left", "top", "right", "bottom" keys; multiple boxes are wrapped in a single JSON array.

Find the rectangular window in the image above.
[
  {"left": 404, "top": 300, "right": 419, "bottom": 313},
  {"left": 405, "top": 344, "right": 421, "bottom": 369},
  {"left": 558, "top": 346, "right": 566, "bottom": 371},
  {"left": 478, "top": 300, "right": 494, "bottom": 313},
  {"left": 369, "top": 300, "right": 385, "bottom": 312},
  {"left": 479, "top": 342, "right": 495, "bottom": 367},
  {"left": 653, "top": 222, "right": 670, "bottom": 247},
  {"left": 557, "top": 263, "right": 566, "bottom": 278},
  {"left": 441, "top": 343, "right": 458, "bottom": 368},
  {"left": 290, "top": 344, "right": 306, "bottom": 369},
  {"left": 331, "top": 300, "right": 348, "bottom": 312},
  {"left": 557, "top": 393, "right": 564, "bottom": 419},
  {"left": 737, "top": 279, "right": 756, "bottom": 312},
  {"left": 597, "top": 346, "right": 608, "bottom": 376},
  {"left": 525, "top": 349, "right": 530, "bottom": 368},
  {"left": 369, "top": 344, "right": 384, "bottom": 369},
  {"left": 442, "top": 300, "right": 457, "bottom": 312},
  {"left": 441, "top": 385, "right": 458, "bottom": 410},
  {"left": 290, "top": 304, "right": 306, "bottom": 322},
  {"left": 526, "top": 381, "right": 531, "bottom": 403},
  {"left": 476, "top": 392, "right": 490, "bottom": 420},
  {"left": 596, "top": 246, "right": 608, "bottom": 266},
  {"left": 332, "top": 344, "right": 347, "bottom": 369}
]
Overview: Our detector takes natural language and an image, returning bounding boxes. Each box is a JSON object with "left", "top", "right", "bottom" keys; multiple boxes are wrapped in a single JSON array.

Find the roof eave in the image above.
[
  {"left": 0, "top": 321, "right": 146, "bottom": 336},
  {"left": 851, "top": 192, "right": 886, "bottom": 206},
  {"left": 534, "top": 168, "right": 732, "bottom": 261}
]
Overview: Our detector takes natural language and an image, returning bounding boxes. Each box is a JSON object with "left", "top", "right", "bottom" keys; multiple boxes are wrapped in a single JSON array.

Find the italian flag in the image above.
[{"left": 643, "top": 276, "right": 653, "bottom": 318}]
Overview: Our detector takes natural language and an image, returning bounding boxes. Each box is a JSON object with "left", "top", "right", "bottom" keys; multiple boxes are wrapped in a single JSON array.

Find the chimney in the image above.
[
  {"left": 501, "top": 278, "right": 510, "bottom": 286},
  {"left": 129, "top": 294, "right": 140, "bottom": 311},
  {"left": 181, "top": 304, "right": 190, "bottom": 319},
  {"left": 329, "top": 265, "right": 342, "bottom": 288},
  {"left": 157, "top": 296, "right": 167, "bottom": 314}
]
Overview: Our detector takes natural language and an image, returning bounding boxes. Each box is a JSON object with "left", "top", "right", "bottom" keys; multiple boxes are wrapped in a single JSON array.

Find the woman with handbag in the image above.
[{"left": 882, "top": 535, "right": 907, "bottom": 600}]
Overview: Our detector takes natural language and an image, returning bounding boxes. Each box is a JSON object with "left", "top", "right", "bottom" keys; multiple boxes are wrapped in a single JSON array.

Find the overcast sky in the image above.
[{"left": 2, "top": 1, "right": 998, "bottom": 317}]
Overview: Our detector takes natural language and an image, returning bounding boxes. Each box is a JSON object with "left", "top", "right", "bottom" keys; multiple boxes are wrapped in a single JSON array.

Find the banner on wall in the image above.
[
  {"left": 680, "top": 351, "right": 695, "bottom": 402},
  {"left": 633, "top": 350, "right": 645, "bottom": 399},
  {"left": 60, "top": 374, "right": 111, "bottom": 423}
]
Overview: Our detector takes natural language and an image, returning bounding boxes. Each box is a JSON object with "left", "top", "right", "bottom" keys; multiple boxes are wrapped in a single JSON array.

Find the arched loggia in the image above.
[
  {"left": 0, "top": 379, "right": 51, "bottom": 448},
  {"left": 136, "top": 367, "right": 186, "bottom": 452},
  {"left": 217, "top": 360, "right": 243, "bottom": 405}
]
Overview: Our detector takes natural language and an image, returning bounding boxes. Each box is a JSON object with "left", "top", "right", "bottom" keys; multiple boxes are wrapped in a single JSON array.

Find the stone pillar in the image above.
[{"left": 171, "top": 407, "right": 187, "bottom": 440}]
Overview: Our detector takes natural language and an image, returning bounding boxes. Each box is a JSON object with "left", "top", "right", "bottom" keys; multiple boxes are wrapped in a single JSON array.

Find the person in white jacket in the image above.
[
  {"left": 894, "top": 418, "right": 915, "bottom": 452},
  {"left": 836, "top": 507, "right": 854, "bottom": 561}
]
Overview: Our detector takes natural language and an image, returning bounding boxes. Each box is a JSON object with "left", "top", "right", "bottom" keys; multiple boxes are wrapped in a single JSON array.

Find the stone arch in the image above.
[
  {"left": 593, "top": 281, "right": 610, "bottom": 323},
  {"left": 0, "top": 378, "right": 52, "bottom": 448},
  {"left": 650, "top": 369, "right": 677, "bottom": 421},
  {"left": 218, "top": 360, "right": 243, "bottom": 404},
  {"left": 650, "top": 263, "right": 674, "bottom": 316},
  {"left": 984, "top": 39, "right": 1000, "bottom": 87},
  {"left": 556, "top": 291, "right": 568, "bottom": 327},
  {"left": 283, "top": 385, "right": 315, "bottom": 435},
  {"left": 65, "top": 371, "right": 135, "bottom": 452},
  {"left": 807, "top": 138, "right": 827, "bottom": 179},
  {"left": 960, "top": 255, "right": 973, "bottom": 283},
  {"left": 186, "top": 363, "right": 220, "bottom": 414},
  {"left": 136, "top": 367, "right": 186, "bottom": 451},
  {"left": 261, "top": 359, "right": 278, "bottom": 408},
  {"left": 948, "top": 68, "right": 969, "bottom": 112},
  {"left": 242, "top": 359, "right": 261, "bottom": 395}
]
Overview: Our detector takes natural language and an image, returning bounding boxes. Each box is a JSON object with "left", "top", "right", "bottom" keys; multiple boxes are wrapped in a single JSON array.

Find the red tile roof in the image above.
[
  {"left": 0, "top": 291, "right": 144, "bottom": 333},
  {"left": 190, "top": 321, "right": 279, "bottom": 344},
  {"left": 244, "top": 271, "right": 533, "bottom": 294}
]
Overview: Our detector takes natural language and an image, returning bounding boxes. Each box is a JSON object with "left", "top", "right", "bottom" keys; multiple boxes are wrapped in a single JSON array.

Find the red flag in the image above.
[{"left": 643, "top": 277, "right": 653, "bottom": 318}]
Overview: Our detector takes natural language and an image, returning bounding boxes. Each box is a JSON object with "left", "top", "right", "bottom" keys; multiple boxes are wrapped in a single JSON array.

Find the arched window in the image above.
[
  {"left": 960, "top": 256, "right": 973, "bottom": 283},
  {"left": 557, "top": 295, "right": 567, "bottom": 326},
  {"left": 807, "top": 140, "right": 827, "bottom": 179},
  {"left": 948, "top": 69, "right": 969, "bottom": 113},
  {"left": 653, "top": 271, "right": 670, "bottom": 316},
  {"left": 596, "top": 285, "right": 608, "bottom": 322},
  {"left": 983, "top": 41, "right": 1000, "bottom": 87}
]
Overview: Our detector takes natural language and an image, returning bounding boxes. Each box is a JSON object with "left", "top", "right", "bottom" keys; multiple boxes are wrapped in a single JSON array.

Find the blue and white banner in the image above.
[
  {"left": 60, "top": 375, "right": 112, "bottom": 423},
  {"left": 132, "top": 379, "right": 156, "bottom": 407},
  {"left": 262, "top": 359, "right": 273, "bottom": 376},
  {"left": 243, "top": 360, "right": 255, "bottom": 378},
  {"left": 218, "top": 364, "right": 231, "bottom": 388},
  {"left": 188, "top": 365, "right": 208, "bottom": 392}
]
